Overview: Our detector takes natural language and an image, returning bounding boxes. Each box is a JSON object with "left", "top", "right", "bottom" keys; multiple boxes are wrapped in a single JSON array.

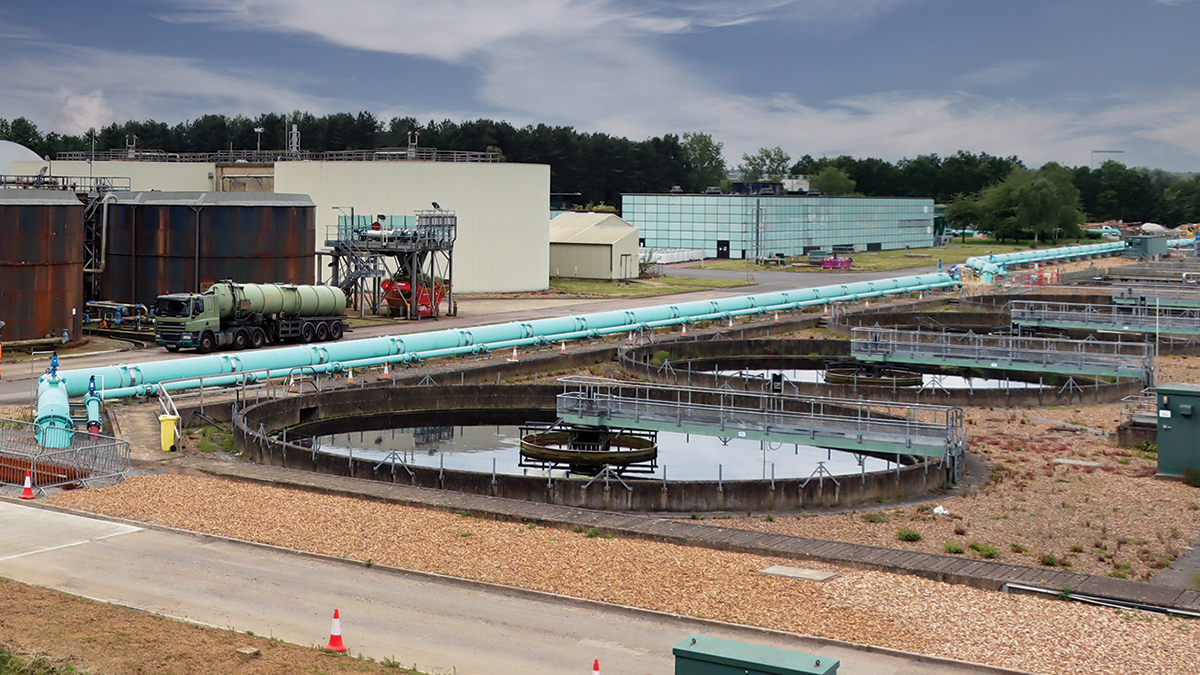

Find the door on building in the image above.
[{"left": 716, "top": 240, "right": 730, "bottom": 259}]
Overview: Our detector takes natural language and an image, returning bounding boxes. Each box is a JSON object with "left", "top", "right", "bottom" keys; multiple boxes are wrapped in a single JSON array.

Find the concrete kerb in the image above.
[{"left": 0, "top": 496, "right": 1034, "bottom": 675}]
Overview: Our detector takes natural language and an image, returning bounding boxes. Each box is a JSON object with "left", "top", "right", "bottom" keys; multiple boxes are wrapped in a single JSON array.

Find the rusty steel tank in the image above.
[
  {"left": 0, "top": 189, "right": 85, "bottom": 342},
  {"left": 100, "top": 192, "right": 315, "bottom": 306}
]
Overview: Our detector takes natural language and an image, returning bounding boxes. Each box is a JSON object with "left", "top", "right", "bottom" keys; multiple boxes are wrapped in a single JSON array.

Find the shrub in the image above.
[
  {"left": 585, "top": 527, "right": 611, "bottom": 539},
  {"left": 1010, "top": 542, "right": 1027, "bottom": 554},
  {"left": 897, "top": 528, "right": 922, "bottom": 542},
  {"left": 862, "top": 512, "right": 889, "bottom": 524},
  {"left": 969, "top": 542, "right": 998, "bottom": 559},
  {"left": 943, "top": 541, "right": 965, "bottom": 554},
  {"left": 649, "top": 350, "right": 672, "bottom": 366},
  {"left": 1041, "top": 554, "right": 1059, "bottom": 567}
]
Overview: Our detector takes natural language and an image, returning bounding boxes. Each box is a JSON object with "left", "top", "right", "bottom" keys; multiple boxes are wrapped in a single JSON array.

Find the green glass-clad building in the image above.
[{"left": 622, "top": 194, "right": 936, "bottom": 259}]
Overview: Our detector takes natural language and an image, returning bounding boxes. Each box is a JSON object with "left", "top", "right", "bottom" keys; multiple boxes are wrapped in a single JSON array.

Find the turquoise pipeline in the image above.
[
  {"left": 33, "top": 273, "right": 960, "bottom": 445},
  {"left": 963, "top": 238, "right": 1197, "bottom": 283}
]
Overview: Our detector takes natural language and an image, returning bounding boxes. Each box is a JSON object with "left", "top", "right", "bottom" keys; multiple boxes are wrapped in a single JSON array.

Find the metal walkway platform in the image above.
[
  {"left": 554, "top": 377, "right": 965, "bottom": 470},
  {"left": 1011, "top": 300, "right": 1200, "bottom": 337},
  {"left": 851, "top": 327, "right": 1155, "bottom": 384},
  {"left": 1112, "top": 284, "right": 1200, "bottom": 309}
]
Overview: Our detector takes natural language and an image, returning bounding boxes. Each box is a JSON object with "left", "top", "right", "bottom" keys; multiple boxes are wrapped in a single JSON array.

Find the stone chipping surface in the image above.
[{"left": 46, "top": 474, "right": 1200, "bottom": 675}]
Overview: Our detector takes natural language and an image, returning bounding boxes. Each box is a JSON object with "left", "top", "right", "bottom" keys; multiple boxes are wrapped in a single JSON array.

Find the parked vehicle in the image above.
[{"left": 154, "top": 280, "right": 347, "bottom": 353}]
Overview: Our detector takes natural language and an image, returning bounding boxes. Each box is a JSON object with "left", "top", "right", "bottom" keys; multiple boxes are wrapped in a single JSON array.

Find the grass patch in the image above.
[
  {"left": 943, "top": 541, "right": 965, "bottom": 554},
  {"left": 1191, "top": 573, "right": 1200, "bottom": 591},
  {"left": 968, "top": 542, "right": 999, "bottom": 559},
  {"left": 585, "top": 527, "right": 612, "bottom": 539},
  {"left": 548, "top": 276, "right": 750, "bottom": 298},
  {"left": 861, "top": 512, "right": 890, "bottom": 524},
  {"left": 0, "top": 648, "right": 82, "bottom": 674},
  {"left": 689, "top": 239, "right": 1043, "bottom": 274},
  {"left": 187, "top": 425, "right": 236, "bottom": 454},
  {"left": 896, "top": 528, "right": 922, "bottom": 542}
]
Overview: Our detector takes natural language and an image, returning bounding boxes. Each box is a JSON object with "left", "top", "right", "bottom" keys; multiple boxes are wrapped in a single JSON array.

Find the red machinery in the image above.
[
  {"left": 821, "top": 254, "right": 853, "bottom": 270},
  {"left": 382, "top": 278, "right": 448, "bottom": 318}
]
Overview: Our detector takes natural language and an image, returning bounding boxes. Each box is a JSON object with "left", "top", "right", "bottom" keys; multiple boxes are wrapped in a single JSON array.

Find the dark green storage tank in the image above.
[
  {"left": 673, "top": 635, "right": 839, "bottom": 675},
  {"left": 1156, "top": 382, "right": 1200, "bottom": 478}
]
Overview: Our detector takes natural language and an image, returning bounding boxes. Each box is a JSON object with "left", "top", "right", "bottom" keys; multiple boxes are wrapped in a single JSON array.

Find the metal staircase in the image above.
[{"left": 328, "top": 238, "right": 386, "bottom": 310}]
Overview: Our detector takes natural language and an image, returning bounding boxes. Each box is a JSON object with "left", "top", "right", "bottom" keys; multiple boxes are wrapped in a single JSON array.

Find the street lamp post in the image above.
[{"left": 253, "top": 127, "right": 264, "bottom": 153}]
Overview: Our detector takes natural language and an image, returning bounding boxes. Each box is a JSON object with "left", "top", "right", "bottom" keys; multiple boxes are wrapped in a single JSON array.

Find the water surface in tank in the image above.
[{"left": 317, "top": 425, "right": 895, "bottom": 481}]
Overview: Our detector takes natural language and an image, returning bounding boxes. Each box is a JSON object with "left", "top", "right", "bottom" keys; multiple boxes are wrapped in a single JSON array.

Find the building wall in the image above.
[
  {"left": 549, "top": 242, "right": 632, "bottom": 280},
  {"left": 275, "top": 161, "right": 548, "bottom": 293},
  {"left": 13, "top": 160, "right": 217, "bottom": 192},
  {"left": 622, "top": 194, "right": 936, "bottom": 258}
]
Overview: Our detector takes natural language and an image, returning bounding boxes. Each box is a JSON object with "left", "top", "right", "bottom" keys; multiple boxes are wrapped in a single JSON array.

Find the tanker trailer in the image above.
[{"left": 154, "top": 280, "right": 348, "bottom": 353}]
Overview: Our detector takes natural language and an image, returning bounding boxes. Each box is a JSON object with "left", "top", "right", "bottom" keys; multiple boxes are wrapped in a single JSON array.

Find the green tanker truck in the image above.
[{"left": 154, "top": 280, "right": 348, "bottom": 353}]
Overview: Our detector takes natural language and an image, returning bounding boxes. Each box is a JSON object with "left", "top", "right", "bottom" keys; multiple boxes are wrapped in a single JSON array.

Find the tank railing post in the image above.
[
  {"left": 717, "top": 464, "right": 723, "bottom": 492},
  {"left": 661, "top": 465, "right": 668, "bottom": 493}
]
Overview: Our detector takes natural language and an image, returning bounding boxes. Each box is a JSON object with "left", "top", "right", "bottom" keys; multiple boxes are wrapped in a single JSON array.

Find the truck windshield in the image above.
[{"left": 156, "top": 297, "right": 191, "bottom": 318}]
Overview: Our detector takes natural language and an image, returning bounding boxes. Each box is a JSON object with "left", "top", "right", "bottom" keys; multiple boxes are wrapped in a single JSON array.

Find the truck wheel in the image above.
[
  {"left": 250, "top": 329, "right": 266, "bottom": 349},
  {"left": 232, "top": 330, "right": 249, "bottom": 350},
  {"left": 301, "top": 322, "right": 316, "bottom": 343},
  {"left": 315, "top": 322, "right": 330, "bottom": 341},
  {"left": 329, "top": 321, "right": 344, "bottom": 340},
  {"left": 197, "top": 333, "right": 215, "bottom": 354}
]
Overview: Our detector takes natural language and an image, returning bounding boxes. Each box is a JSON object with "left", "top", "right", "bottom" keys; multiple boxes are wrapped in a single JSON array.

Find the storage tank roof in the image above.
[
  {"left": 550, "top": 211, "right": 637, "bottom": 245},
  {"left": 112, "top": 192, "right": 314, "bottom": 207},
  {"left": 0, "top": 140, "right": 43, "bottom": 173},
  {"left": 0, "top": 188, "right": 84, "bottom": 206}
]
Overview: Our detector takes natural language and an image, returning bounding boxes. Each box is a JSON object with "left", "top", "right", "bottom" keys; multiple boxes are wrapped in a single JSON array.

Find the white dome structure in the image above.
[{"left": 0, "top": 140, "right": 44, "bottom": 175}]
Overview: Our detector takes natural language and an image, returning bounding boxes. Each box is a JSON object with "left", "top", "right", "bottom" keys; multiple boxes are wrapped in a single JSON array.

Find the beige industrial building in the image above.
[
  {"left": 549, "top": 212, "right": 640, "bottom": 280},
  {"left": 15, "top": 153, "right": 550, "bottom": 293}
]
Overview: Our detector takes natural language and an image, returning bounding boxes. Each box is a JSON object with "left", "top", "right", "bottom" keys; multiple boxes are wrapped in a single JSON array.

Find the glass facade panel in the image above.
[{"left": 623, "top": 194, "right": 936, "bottom": 258}]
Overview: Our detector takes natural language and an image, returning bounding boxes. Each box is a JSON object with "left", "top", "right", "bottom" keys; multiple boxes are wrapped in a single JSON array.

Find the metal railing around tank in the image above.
[
  {"left": 1011, "top": 300, "right": 1200, "bottom": 336},
  {"left": 553, "top": 376, "right": 965, "bottom": 465},
  {"left": 851, "top": 326, "right": 1156, "bottom": 385},
  {"left": 0, "top": 418, "right": 130, "bottom": 495},
  {"left": 56, "top": 147, "right": 501, "bottom": 163}
]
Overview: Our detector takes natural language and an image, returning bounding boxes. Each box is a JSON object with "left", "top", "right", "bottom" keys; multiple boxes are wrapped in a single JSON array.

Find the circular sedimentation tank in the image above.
[
  {"left": 100, "top": 192, "right": 316, "bottom": 306},
  {"left": 0, "top": 189, "right": 84, "bottom": 341}
]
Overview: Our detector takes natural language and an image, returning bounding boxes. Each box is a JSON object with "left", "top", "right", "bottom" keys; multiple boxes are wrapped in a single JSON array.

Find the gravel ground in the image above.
[{"left": 44, "top": 473, "right": 1199, "bottom": 675}]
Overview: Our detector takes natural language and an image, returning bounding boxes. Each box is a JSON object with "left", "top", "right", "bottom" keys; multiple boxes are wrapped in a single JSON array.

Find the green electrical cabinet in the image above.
[
  {"left": 1123, "top": 235, "right": 1168, "bottom": 260},
  {"left": 1157, "top": 382, "right": 1200, "bottom": 477},
  {"left": 673, "top": 635, "right": 839, "bottom": 675}
]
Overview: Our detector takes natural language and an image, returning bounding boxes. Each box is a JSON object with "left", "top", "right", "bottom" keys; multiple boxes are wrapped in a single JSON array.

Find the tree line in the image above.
[{"left": 2, "top": 113, "right": 1197, "bottom": 228}]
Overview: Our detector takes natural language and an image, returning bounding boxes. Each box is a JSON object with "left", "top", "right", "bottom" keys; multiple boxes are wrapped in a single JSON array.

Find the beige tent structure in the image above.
[{"left": 549, "top": 212, "right": 640, "bottom": 280}]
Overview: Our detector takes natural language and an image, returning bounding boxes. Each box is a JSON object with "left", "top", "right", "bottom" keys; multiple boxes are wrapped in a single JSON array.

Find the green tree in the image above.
[
  {"left": 1157, "top": 176, "right": 1200, "bottom": 226},
  {"left": 809, "top": 166, "right": 858, "bottom": 196},
  {"left": 680, "top": 132, "right": 726, "bottom": 192},
  {"left": 739, "top": 146, "right": 791, "bottom": 182},
  {"left": 969, "top": 165, "right": 1085, "bottom": 243}
]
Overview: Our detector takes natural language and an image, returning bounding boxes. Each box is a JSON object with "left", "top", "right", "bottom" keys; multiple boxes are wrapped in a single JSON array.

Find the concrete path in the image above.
[{"left": 0, "top": 500, "right": 1019, "bottom": 675}]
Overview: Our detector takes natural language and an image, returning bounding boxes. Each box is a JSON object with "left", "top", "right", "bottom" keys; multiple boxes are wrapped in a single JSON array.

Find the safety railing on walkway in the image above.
[
  {"left": 554, "top": 377, "right": 965, "bottom": 466},
  {"left": 1112, "top": 285, "right": 1200, "bottom": 309},
  {"left": 851, "top": 327, "right": 1155, "bottom": 385},
  {"left": 1011, "top": 301, "right": 1200, "bottom": 336}
]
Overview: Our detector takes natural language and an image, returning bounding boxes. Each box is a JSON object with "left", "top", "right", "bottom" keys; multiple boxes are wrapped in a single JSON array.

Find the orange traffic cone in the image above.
[
  {"left": 681, "top": 322, "right": 687, "bottom": 336},
  {"left": 509, "top": 347, "right": 519, "bottom": 362},
  {"left": 383, "top": 361, "right": 390, "bottom": 377},
  {"left": 593, "top": 659, "right": 600, "bottom": 674},
  {"left": 627, "top": 331, "right": 634, "bottom": 345},
  {"left": 727, "top": 317, "right": 734, "bottom": 328},
  {"left": 919, "top": 292, "right": 924, "bottom": 300},
  {"left": 325, "top": 609, "right": 347, "bottom": 653},
  {"left": 560, "top": 341, "right": 567, "bottom": 355},
  {"left": 864, "top": 299, "right": 871, "bottom": 309},
  {"left": 19, "top": 470, "right": 34, "bottom": 500},
  {"left": 773, "top": 312, "right": 779, "bottom": 323},
  {"left": 346, "top": 368, "right": 354, "bottom": 384},
  {"left": 823, "top": 304, "right": 829, "bottom": 315}
]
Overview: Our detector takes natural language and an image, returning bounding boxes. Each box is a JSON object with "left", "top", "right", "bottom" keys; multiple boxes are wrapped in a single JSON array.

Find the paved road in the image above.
[{"left": 0, "top": 501, "right": 1003, "bottom": 674}]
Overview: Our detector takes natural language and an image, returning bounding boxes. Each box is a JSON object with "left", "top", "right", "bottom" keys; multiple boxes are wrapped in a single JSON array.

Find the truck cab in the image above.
[{"left": 154, "top": 292, "right": 219, "bottom": 352}]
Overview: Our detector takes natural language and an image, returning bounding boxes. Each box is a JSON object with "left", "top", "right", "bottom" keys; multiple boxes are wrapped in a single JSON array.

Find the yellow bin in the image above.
[{"left": 158, "top": 415, "right": 179, "bottom": 452}]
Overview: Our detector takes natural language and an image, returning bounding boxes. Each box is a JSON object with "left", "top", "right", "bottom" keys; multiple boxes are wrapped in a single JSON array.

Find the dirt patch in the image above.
[{"left": 0, "top": 578, "right": 421, "bottom": 675}]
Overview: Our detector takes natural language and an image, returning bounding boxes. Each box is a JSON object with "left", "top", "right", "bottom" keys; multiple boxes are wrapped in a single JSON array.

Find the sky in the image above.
[{"left": 1, "top": 0, "right": 1197, "bottom": 172}]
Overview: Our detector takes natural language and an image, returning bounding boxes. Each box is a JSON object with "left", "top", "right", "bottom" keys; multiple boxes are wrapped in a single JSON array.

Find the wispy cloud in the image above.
[
  {"left": 954, "top": 59, "right": 1043, "bottom": 87},
  {"left": 1, "top": 40, "right": 333, "bottom": 133}
]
